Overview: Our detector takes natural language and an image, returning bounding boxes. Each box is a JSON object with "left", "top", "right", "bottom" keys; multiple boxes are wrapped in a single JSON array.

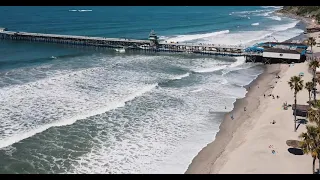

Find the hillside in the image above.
[{"left": 278, "top": 6, "right": 320, "bottom": 23}]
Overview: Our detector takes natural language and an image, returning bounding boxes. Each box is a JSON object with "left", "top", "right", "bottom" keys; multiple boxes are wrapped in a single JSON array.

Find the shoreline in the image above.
[
  {"left": 186, "top": 64, "right": 282, "bottom": 173},
  {"left": 186, "top": 11, "right": 310, "bottom": 174}
]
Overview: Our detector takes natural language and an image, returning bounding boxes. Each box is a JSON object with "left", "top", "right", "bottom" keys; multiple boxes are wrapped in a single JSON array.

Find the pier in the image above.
[
  {"left": 0, "top": 28, "right": 257, "bottom": 56},
  {"left": 0, "top": 28, "right": 308, "bottom": 64}
]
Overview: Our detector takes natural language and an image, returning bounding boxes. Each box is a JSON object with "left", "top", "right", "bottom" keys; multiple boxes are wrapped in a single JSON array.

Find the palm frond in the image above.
[
  {"left": 288, "top": 76, "right": 304, "bottom": 93},
  {"left": 309, "top": 60, "right": 319, "bottom": 70}
]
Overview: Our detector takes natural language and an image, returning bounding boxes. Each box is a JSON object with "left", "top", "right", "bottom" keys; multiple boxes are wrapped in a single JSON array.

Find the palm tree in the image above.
[
  {"left": 306, "top": 82, "right": 314, "bottom": 106},
  {"left": 299, "top": 125, "right": 320, "bottom": 174},
  {"left": 309, "top": 60, "right": 319, "bottom": 102},
  {"left": 308, "top": 109, "right": 320, "bottom": 126},
  {"left": 288, "top": 76, "right": 304, "bottom": 132},
  {"left": 308, "top": 37, "right": 317, "bottom": 60}
]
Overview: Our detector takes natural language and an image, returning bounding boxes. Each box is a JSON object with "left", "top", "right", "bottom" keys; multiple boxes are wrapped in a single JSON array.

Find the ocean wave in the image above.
[
  {"left": 270, "top": 20, "right": 300, "bottom": 31},
  {"left": 221, "top": 56, "right": 249, "bottom": 75},
  {"left": 251, "top": 22, "right": 259, "bottom": 26},
  {"left": 240, "top": 31, "right": 274, "bottom": 44},
  {"left": 163, "top": 30, "right": 230, "bottom": 43},
  {"left": 261, "top": 6, "right": 282, "bottom": 9},
  {"left": 169, "top": 73, "right": 190, "bottom": 80},
  {"left": 192, "top": 65, "right": 228, "bottom": 73},
  {"left": 0, "top": 67, "right": 158, "bottom": 149},
  {"left": 69, "top": 9, "right": 92, "bottom": 12},
  {"left": 229, "top": 56, "right": 246, "bottom": 68},
  {"left": 193, "top": 19, "right": 302, "bottom": 47},
  {"left": 267, "top": 16, "right": 282, "bottom": 21},
  {"left": 190, "top": 88, "right": 203, "bottom": 93},
  {"left": 272, "top": 28, "right": 304, "bottom": 43},
  {"left": 231, "top": 8, "right": 276, "bottom": 17},
  {"left": 232, "top": 9, "right": 270, "bottom": 15}
]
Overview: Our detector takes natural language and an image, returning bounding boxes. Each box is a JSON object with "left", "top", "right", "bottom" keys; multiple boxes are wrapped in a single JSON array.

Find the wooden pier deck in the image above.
[{"left": 0, "top": 28, "right": 261, "bottom": 58}]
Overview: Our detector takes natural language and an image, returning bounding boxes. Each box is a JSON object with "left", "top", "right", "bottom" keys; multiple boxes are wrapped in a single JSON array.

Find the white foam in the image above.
[
  {"left": 221, "top": 56, "right": 249, "bottom": 75},
  {"left": 0, "top": 82, "right": 157, "bottom": 149},
  {"left": 193, "top": 65, "right": 228, "bottom": 73},
  {"left": 270, "top": 20, "right": 299, "bottom": 31},
  {"left": 267, "top": 16, "right": 282, "bottom": 21},
  {"left": 78, "top": 10, "right": 92, "bottom": 12},
  {"left": 200, "top": 30, "right": 273, "bottom": 46},
  {"left": 65, "top": 74, "right": 250, "bottom": 174},
  {"left": 169, "top": 73, "right": 190, "bottom": 80},
  {"left": 233, "top": 9, "right": 268, "bottom": 15},
  {"left": 0, "top": 62, "right": 160, "bottom": 149},
  {"left": 197, "top": 19, "right": 302, "bottom": 46},
  {"left": 261, "top": 6, "right": 282, "bottom": 9},
  {"left": 255, "top": 11, "right": 273, "bottom": 17},
  {"left": 272, "top": 28, "right": 304, "bottom": 43},
  {"left": 190, "top": 88, "right": 203, "bottom": 93},
  {"left": 164, "top": 30, "right": 230, "bottom": 43},
  {"left": 232, "top": 9, "right": 275, "bottom": 18},
  {"left": 220, "top": 78, "right": 228, "bottom": 85},
  {"left": 229, "top": 56, "right": 246, "bottom": 68},
  {"left": 0, "top": 52, "right": 264, "bottom": 174},
  {"left": 251, "top": 22, "right": 259, "bottom": 26},
  {"left": 69, "top": 9, "right": 92, "bottom": 12},
  {"left": 0, "top": 9, "right": 306, "bottom": 173}
]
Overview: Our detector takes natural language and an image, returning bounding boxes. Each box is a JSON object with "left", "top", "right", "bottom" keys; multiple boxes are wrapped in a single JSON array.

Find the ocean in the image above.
[{"left": 0, "top": 6, "right": 305, "bottom": 174}]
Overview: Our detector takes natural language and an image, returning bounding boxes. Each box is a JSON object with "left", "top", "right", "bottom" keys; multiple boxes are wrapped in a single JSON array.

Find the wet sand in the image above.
[
  {"left": 186, "top": 15, "right": 319, "bottom": 174},
  {"left": 186, "top": 64, "right": 282, "bottom": 173}
]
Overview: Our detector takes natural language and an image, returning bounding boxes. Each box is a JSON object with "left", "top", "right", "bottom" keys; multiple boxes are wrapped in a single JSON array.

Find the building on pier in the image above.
[
  {"left": 245, "top": 41, "right": 308, "bottom": 64},
  {"left": 148, "top": 30, "right": 159, "bottom": 47}
]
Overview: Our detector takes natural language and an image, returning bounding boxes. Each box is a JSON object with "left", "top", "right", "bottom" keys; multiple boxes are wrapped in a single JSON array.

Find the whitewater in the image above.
[{"left": 0, "top": 6, "right": 306, "bottom": 174}]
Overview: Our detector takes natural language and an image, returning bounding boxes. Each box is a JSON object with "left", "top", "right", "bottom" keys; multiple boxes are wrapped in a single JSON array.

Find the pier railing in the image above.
[{"left": 0, "top": 28, "right": 261, "bottom": 58}]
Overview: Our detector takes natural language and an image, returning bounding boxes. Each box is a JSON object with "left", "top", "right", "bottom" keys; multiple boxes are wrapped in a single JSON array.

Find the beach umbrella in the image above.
[
  {"left": 299, "top": 72, "right": 305, "bottom": 76},
  {"left": 286, "top": 140, "right": 301, "bottom": 148}
]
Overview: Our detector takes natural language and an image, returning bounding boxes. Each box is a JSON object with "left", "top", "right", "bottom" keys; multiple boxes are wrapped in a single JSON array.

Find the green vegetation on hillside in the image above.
[{"left": 280, "top": 6, "right": 320, "bottom": 23}]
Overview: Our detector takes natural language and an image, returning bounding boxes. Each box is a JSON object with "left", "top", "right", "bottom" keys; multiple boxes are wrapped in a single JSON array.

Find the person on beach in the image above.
[
  {"left": 230, "top": 114, "right": 234, "bottom": 120},
  {"left": 264, "top": 94, "right": 265, "bottom": 98},
  {"left": 244, "top": 107, "right": 246, "bottom": 111}
]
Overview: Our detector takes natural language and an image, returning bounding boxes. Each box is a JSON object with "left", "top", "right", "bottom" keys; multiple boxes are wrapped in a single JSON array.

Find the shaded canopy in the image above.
[
  {"left": 292, "top": 104, "right": 310, "bottom": 111},
  {"left": 286, "top": 140, "right": 301, "bottom": 148}
]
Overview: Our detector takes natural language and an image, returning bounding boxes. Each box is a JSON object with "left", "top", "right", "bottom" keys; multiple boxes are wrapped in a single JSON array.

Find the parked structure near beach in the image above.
[{"left": 0, "top": 27, "right": 309, "bottom": 64}]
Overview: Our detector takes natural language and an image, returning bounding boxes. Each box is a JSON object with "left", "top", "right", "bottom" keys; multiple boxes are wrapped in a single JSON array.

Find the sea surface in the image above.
[{"left": 0, "top": 6, "right": 305, "bottom": 174}]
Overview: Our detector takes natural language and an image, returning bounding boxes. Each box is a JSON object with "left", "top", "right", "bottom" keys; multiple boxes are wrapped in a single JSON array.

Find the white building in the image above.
[{"left": 262, "top": 48, "right": 303, "bottom": 61}]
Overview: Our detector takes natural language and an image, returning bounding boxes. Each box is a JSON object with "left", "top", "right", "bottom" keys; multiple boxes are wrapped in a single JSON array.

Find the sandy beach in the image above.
[{"left": 186, "top": 20, "right": 320, "bottom": 174}]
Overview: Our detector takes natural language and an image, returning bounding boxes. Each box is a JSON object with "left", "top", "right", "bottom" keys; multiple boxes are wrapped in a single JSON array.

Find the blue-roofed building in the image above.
[{"left": 245, "top": 41, "right": 309, "bottom": 64}]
